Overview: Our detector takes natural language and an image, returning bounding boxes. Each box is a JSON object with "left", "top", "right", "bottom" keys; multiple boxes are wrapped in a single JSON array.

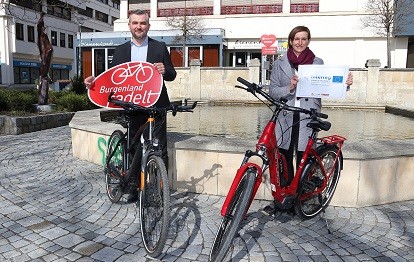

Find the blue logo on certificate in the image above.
[{"left": 332, "top": 76, "right": 343, "bottom": 83}]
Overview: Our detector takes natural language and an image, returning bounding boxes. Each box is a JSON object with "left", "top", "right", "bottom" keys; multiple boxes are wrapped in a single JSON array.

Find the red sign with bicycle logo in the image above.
[{"left": 88, "top": 61, "right": 163, "bottom": 108}]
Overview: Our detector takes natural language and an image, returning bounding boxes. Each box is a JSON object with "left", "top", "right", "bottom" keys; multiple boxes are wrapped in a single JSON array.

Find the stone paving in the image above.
[{"left": 0, "top": 126, "right": 413, "bottom": 262}]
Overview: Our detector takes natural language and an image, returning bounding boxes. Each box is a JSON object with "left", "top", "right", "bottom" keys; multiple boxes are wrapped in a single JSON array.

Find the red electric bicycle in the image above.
[{"left": 209, "top": 77, "right": 346, "bottom": 262}]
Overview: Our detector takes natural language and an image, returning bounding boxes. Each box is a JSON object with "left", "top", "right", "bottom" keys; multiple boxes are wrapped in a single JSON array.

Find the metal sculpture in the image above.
[{"left": 37, "top": 12, "right": 53, "bottom": 105}]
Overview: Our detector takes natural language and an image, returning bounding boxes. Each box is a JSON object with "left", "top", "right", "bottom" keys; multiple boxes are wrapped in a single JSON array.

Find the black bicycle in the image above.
[{"left": 104, "top": 93, "right": 197, "bottom": 257}]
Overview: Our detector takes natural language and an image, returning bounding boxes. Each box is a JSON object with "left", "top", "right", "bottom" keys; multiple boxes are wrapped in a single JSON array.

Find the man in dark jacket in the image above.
[{"left": 85, "top": 9, "right": 176, "bottom": 202}]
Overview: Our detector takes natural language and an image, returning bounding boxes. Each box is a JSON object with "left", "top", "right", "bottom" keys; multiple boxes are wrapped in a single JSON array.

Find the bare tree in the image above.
[
  {"left": 165, "top": 1, "right": 206, "bottom": 66},
  {"left": 361, "top": 0, "right": 414, "bottom": 68}
]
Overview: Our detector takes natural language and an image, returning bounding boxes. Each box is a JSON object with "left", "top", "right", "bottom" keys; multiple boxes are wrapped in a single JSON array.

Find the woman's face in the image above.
[{"left": 290, "top": 31, "right": 310, "bottom": 56}]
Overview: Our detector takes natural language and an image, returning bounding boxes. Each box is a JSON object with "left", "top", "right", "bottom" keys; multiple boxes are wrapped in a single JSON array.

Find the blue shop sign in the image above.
[
  {"left": 51, "top": 64, "right": 72, "bottom": 70},
  {"left": 13, "top": 60, "right": 40, "bottom": 67},
  {"left": 13, "top": 60, "right": 72, "bottom": 70}
]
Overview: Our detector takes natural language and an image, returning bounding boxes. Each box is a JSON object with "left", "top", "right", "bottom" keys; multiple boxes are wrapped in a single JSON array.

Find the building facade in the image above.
[
  {"left": 0, "top": 0, "right": 120, "bottom": 86},
  {"left": 2, "top": 0, "right": 413, "bottom": 86},
  {"left": 76, "top": 0, "right": 413, "bottom": 84}
]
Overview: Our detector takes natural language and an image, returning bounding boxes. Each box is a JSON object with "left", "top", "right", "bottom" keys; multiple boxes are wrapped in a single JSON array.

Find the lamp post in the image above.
[{"left": 75, "top": 15, "right": 86, "bottom": 78}]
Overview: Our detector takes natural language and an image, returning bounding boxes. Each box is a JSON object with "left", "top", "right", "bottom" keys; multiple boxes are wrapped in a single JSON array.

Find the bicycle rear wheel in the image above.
[
  {"left": 209, "top": 168, "right": 256, "bottom": 262},
  {"left": 139, "top": 155, "right": 170, "bottom": 257},
  {"left": 105, "top": 130, "right": 125, "bottom": 203},
  {"left": 295, "top": 145, "right": 342, "bottom": 219}
]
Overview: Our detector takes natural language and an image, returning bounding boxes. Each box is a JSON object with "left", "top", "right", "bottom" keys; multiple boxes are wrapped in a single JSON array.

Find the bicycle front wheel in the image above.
[
  {"left": 295, "top": 145, "right": 342, "bottom": 219},
  {"left": 209, "top": 168, "right": 256, "bottom": 262},
  {"left": 139, "top": 155, "right": 170, "bottom": 258},
  {"left": 105, "top": 130, "right": 125, "bottom": 203}
]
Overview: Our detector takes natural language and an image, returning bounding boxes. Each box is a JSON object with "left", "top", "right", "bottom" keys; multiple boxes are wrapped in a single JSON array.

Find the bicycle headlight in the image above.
[{"left": 256, "top": 144, "right": 267, "bottom": 156}]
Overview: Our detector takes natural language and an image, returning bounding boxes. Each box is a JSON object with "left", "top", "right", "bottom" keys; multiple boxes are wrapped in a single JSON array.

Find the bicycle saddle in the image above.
[{"left": 307, "top": 119, "right": 331, "bottom": 131}]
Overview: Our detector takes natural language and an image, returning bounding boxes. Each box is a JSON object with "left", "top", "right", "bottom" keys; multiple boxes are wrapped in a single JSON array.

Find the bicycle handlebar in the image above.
[
  {"left": 236, "top": 77, "right": 328, "bottom": 119},
  {"left": 107, "top": 92, "right": 197, "bottom": 116}
]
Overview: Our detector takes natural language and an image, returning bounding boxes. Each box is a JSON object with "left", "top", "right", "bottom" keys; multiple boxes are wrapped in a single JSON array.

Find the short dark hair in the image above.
[
  {"left": 288, "top": 26, "right": 311, "bottom": 48},
  {"left": 128, "top": 9, "right": 149, "bottom": 23}
]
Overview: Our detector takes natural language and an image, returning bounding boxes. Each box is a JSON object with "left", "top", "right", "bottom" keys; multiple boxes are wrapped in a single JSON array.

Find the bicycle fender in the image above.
[{"left": 220, "top": 163, "right": 262, "bottom": 217}]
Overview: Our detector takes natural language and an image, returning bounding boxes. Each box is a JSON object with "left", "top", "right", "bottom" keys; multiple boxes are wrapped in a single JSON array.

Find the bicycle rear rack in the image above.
[{"left": 319, "top": 135, "right": 346, "bottom": 145}]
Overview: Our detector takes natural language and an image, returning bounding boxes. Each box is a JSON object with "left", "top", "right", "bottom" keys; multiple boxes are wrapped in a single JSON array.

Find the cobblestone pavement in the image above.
[{"left": 1, "top": 126, "right": 413, "bottom": 262}]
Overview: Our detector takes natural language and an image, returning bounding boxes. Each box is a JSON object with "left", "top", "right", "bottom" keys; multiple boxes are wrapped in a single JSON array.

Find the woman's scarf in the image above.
[{"left": 287, "top": 47, "right": 315, "bottom": 70}]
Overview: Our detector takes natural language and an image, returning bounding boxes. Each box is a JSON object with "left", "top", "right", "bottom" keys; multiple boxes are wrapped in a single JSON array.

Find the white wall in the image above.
[
  {"left": 147, "top": 13, "right": 399, "bottom": 68},
  {"left": 319, "top": 0, "right": 364, "bottom": 12},
  {"left": 115, "top": 0, "right": 408, "bottom": 68}
]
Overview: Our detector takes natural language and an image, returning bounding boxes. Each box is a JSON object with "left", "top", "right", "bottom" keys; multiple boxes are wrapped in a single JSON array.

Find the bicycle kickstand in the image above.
[{"left": 322, "top": 210, "right": 332, "bottom": 234}]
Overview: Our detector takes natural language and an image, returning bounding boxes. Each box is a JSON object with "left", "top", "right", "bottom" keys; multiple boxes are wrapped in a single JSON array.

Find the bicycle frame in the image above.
[
  {"left": 106, "top": 94, "right": 197, "bottom": 192},
  {"left": 105, "top": 109, "right": 160, "bottom": 190},
  {"left": 221, "top": 98, "right": 346, "bottom": 217}
]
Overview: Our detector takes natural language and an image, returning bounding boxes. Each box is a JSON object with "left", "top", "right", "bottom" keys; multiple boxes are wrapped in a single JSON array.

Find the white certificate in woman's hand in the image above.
[{"left": 297, "top": 65, "right": 349, "bottom": 99}]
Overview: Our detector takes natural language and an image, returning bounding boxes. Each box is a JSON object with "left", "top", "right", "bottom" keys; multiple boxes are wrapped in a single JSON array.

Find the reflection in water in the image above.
[{"left": 167, "top": 105, "right": 414, "bottom": 142}]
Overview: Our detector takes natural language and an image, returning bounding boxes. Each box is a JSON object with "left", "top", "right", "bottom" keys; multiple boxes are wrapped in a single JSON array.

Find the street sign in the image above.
[{"left": 260, "top": 34, "right": 277, "bottom": 55}]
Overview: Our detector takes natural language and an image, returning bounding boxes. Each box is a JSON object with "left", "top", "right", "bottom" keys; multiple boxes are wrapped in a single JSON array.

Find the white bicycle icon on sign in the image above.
[{"left": 111, "top": 62, "right": 154, "bottom": 85}]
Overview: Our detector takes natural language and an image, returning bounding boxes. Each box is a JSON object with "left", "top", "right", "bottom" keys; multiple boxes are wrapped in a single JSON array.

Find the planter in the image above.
[{"left": 0, "top": 112, "right": 75, "bottom": 135}]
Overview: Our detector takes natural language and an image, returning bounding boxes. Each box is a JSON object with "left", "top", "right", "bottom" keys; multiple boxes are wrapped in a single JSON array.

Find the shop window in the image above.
[
  {"left": 60, "top": 33, "right": 66, "bottom": 47},
  {"left": 13, "top": 67, "right": 30, "bottom": 84},
  {"left": 61, "top": 70, "right": 69, "bottom": 80},
  {"left": 16, "top": 23, "right": 24, "bottom": 40},
  {"left": 203, "top": 45, "right": 219, "bottom": 67},
  {"left": 188, "top": 47, "right": 201, "bottom": 65},
  {"left": 108, "top": 48, "right": 115, "bottom": 66},
  {"left": 50, "top": 69, "right": 68, "bottom": 82},
  {"left": 51, "top": 31, "right": 58, "bottom": 46},
  {"left": 27, "top": 25, "right": 35, "bottom": 42},
  {"left": 30, "top": 68, "right": 40, "bottom": 84},
  {"left": 52, "top": 69, "right": 61, "bottom": 82},
  {"left": 22, "top": 68, "right": 30, "bottom": 83},
  {"left": 235, "top": 52, "right": 247, "bottom": 67},
  {"left": 170, "top": 47, "right": 184, "bottom": 67},
  {"left": 94, "top": 49, "right": 106, "bottom": 75}
]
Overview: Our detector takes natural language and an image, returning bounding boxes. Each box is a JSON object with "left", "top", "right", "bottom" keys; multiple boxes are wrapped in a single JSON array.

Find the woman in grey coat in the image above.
[{"left": 268, "top": 26, "right": 353, "bottom": 190}]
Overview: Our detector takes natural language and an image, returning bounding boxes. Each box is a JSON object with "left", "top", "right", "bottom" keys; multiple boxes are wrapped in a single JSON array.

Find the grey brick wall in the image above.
[{"left": 0, "top": 113, "right": 75, "bottom": 135}]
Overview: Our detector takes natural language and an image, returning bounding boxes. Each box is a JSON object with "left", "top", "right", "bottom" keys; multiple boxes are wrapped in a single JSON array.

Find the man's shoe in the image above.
[
  {"left": 264, "top": 201, "right": 277, "bottom": 215},
  {"left": 126, "top": 191, "right": 139, "bottom": 203}
]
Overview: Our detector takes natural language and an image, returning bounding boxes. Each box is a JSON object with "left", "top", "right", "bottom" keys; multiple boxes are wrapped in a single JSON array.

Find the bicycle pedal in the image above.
[
  {"left": 302, "top": 180, "right": 316, "bottom": 192},
  {"left": 311, "top": 177, "right": 324, "bottom": 187}
]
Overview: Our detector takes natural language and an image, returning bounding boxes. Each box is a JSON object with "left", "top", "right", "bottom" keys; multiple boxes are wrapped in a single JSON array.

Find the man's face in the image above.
[{"left": 128, "top": 13, "right": 150, "bottom": 42}]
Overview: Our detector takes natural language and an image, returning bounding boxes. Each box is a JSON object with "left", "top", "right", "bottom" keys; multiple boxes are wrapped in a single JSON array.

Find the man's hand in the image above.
[
  {"left": 84, "top": 76, "right": 95, "bottom": 89},
  {"left": 153, "top": 63, "right": 165, "bottom": 75}
]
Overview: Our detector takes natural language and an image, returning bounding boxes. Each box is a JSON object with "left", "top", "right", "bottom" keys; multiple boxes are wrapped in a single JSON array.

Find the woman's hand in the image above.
[
  {"left": 346, "top": 72, "right": 353, "bottom": 86},
  {"left": 289, "top": 75, "right": 299, "bottom": 92}
]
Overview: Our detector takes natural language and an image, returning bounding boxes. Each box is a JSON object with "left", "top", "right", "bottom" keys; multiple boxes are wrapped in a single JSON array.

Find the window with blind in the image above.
[
  {"left": 221, "top": 0, "right": 282, "bottom": 14},
  {"left": 159, "top": 0, "right": 214, "bottom": 17},
  {"left": 290, "top": 0, "right": 319, "bottom": 13}
]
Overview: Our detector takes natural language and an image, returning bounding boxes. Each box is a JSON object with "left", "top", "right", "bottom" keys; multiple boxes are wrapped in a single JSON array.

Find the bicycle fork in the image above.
[{"left": 220, "top": 153, "right": 264, "bottom": 217}]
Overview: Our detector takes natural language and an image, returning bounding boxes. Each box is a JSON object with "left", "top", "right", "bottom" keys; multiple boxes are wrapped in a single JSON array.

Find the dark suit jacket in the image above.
[{"left": 110, "top": 37, "right": 177, "bottom": 107}]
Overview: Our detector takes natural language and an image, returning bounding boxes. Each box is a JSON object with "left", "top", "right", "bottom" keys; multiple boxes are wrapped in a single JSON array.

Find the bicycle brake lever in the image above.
[{"left": 108, "top": 91, "right": 115, "bottom": 102}]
